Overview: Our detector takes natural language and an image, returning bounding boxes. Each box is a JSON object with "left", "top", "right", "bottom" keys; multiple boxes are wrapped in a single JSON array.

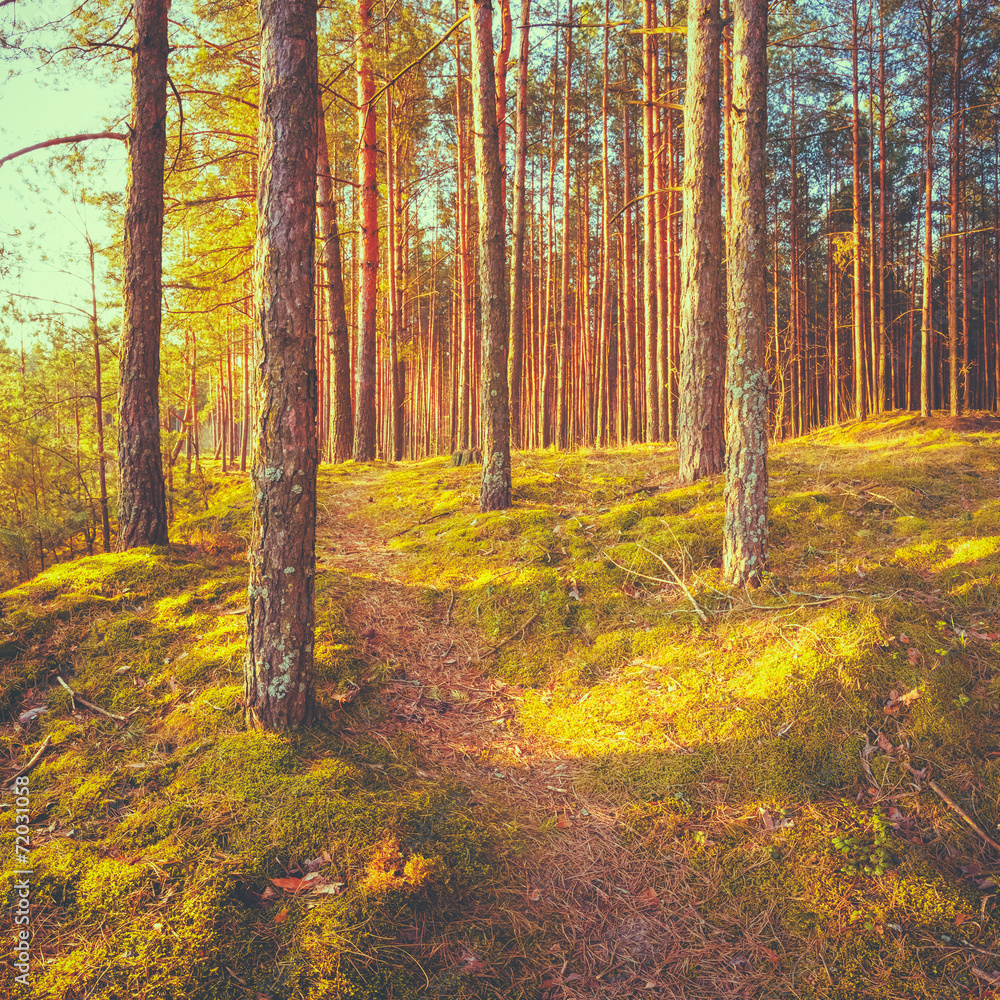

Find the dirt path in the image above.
[{"left": 316, "top": 483, "right": 781, "bottom": 999}]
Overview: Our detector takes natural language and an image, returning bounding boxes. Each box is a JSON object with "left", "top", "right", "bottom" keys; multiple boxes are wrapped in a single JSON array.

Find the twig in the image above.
[
  {"left": 444, "top": 590, "right": 455, "bottom": 628},
  {"left": 929, "top": 780, "right": 1000, "bottom": 854},
  {"left": 482, "top": 612, "right": 540, "bottom": 658},
  {"left": 391, "top": 510, "right": 452, "bottom": 537},
  {"left": 57, "top": 676, "right": 128, "bottom": 723},
  {"left": 4, "top": 735, "right": 53, "bottom": 786},
  {"left": 635, "top": 544, "right": 708, "bottom": 622}
]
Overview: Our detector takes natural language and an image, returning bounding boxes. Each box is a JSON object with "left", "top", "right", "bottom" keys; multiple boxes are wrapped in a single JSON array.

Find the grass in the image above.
[{"left": 3, "top": 412, "right": 1000, "bottom": 998}]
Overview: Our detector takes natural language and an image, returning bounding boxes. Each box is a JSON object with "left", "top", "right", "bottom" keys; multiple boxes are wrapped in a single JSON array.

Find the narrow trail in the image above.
[{"left": 316, "top": 481, "right": 781, "bottom": 999}]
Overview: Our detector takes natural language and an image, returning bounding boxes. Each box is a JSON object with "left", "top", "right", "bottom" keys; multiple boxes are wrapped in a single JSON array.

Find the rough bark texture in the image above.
[
  {"left": 469, "top": 0, "right": 512, "bottom": 511},
  {"left": 116, "top": 0, "right": 170, "bottom": 551},
  {"left": 353, "top": 0, "right": 378, "bottom": 461},
  {"left": 723, "top": 0, "right": 768, "bottom": 587},
  {"left": 245, "top": 0, "right": 318, "bottom": 731},
  {"left": 507, "top": 0, "right": 531, "bottom": 448},
  {"left": 678, "top": 0, "right": 724, "bottom": 483},
  {"left": 317, "top": 95, "right": 353, "bottom": 463},
  {"left": 920, "top": 2, "right": 933, "bottom": 418}
]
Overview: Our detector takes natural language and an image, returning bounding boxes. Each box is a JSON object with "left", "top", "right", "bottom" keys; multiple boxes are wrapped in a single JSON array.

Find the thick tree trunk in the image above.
[
  {"left": 678, "top": 0, "right": 724, "bottom": 483},
  {"left": 245, "top": 0, "right": 318, "bottom": 732},
  {"left": 723, "top": 0, "right": 768, "bottom": 587},
  {"left": 117, "top": 0, "right": 170, "bottom": 551},
  {"left": 507, "top": 0, "right": 531, "bottom": 449},
  {"left": 317, "top": 93, "right": 353, "bottom": 463},
  {"left": 468, "top": 0, "right": 512, "bottom": 510},
  {"left": 353, "top": 0, "right": 378, "bottom": 460}
]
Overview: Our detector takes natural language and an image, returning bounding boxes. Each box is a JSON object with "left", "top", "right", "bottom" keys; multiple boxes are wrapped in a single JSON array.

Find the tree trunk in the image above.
[
  {"left": 469, "top": 0, "right": 512, "bottom": 510},
  {"left": 948, "top": 0, "right": 962, "bottom": 416},
  {"left": 507, "top": 0, "right": 531, "bottom": 449},
  {"left": 353, "top": 0, "right": 378, "bottom": 460},
  {"left": 88, "top": 240, "right": 112, "bottom": 553},
  {"left": 117, "top": 0, "right": 170, "bottom": 550},
  {"left": 245, "top": 0, "right": 319, "bottom": 732},
  {"left": 850, "top": 0, "right": 867, "bottom": 422},
  {"left": 723, "top": 0, "right": 768, "bottom": 587},
  {"left": 642, "top": 0, "right": 659, "bottom": 441},
  {"left": 317, "top": 93, "right": 353, "bottom": 463},
  {"left": 678, "top": 0, "right": 724, "bottom": 482},
  {"left": 920, "top": 0, "right": 934, "bottom": 418},
  {"left": 557, "top": 0, "right": 574, "bottom": 450}
]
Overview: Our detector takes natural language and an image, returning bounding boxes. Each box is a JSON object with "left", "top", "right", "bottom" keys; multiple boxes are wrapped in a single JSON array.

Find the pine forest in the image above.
[{"left": 3, "top": 0, "right": 1000, "bottom": 997}]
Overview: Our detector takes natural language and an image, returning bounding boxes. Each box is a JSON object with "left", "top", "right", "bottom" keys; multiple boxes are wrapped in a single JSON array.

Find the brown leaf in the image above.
[
  {"left": 760, "top": 809, "right": 775, "bottom": 831},
  {"left": 876, "top": 732, "right": 895, "bottom": 754},
  {"left": 907, "top": 647, "right": 921, "bottom": 666},
  {"left": 271, "top": 877, "right": 305, "bottom": 893},
  {"left": 636, "top": 887, "right": 660, "bottom": 907},
  {"left": 762, "top": 947, "right": 780, "bottom": 965},
  {"left": 556, "top": 816, "right": 571, "bottom": 829},
  {"left": 274, "top": 908, "right": 289, "bottom": 923}
]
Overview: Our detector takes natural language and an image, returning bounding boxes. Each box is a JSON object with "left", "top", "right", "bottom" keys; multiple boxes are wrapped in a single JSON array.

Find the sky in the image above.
[{"left": 1, "top": 2, "right": 129, "bottom": 344}]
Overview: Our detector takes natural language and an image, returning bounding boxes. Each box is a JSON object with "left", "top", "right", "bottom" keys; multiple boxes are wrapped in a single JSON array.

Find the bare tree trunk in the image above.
[
  {"left": 678, "top": 0, "right": 724, "bottom": 482},
  {"left": 246, "top": 0, "right": 318, "bottom": 731},
  {"left": 117, "top": 0, "right": 170, "bottom": 550},
  {"left": 353, "top": 0, "right": 378, "bottom": 460},
  {"left": 557, "top": 0, "right": 574, "bottom": 450},
  {"left": 642, "top": 0, "right": 659, "bottom": 441},
  {"left": 877, "top": 8, "right": 887, "bottom": 413},
  {"left": 920, "top": 0, "right": 934, "bottom": 417},
  {"left": 948, "top": 0, "right": 962, "bottom": 415},
  {"left": 508, "top": 0, "right": 531, "bottom": 449},
  {"left": 317, "top": 93, "right": 353, "bottom": 463},
  {"left": 88, "top": 239, "right": 111, "bottom": 552},
  {"left": 850, "top": 0, "right": 867, "bottom": 421},
  {"left": 469, "top": 0, "right": 512, "bottom": 509},
  {"left": 724, "top": 0, "right": 768, "bottom": 586}
]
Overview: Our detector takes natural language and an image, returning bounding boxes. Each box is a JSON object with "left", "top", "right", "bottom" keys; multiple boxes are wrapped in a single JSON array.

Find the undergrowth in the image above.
[{"left": 3, "top": 413, "right": 1000, "bottom": 998}]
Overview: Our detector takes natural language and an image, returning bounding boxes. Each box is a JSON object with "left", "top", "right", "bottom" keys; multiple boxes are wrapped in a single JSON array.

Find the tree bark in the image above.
[
  {"left": 920, "top": 0, "right": 934, "bottom": 418},
  {"left": 88, "top": 239, "right": 111, "bottom": 553},
  {"left": 507, "top": 0, "right": 531, "bottom": 449},
  {"left": 317, "top": 93, "right": 353, "bottom": 463},
  {"left": 117, "top": 0, "right": 170, "bottom": 551},
  {"left": 469, "top": 0, "right": 512, "bottom": 510},
  {"left": 723, "top": 0, "right": 768, "bottom": 587},
  {"left": 678, "top": 0, "right": 724, "bottom": 483},
  {"left": 642, "top": 0, "right": 659, "bottom": 441},
  {"left": 245, "top": 0, "right": 318, "bottom": 731},
  {"left": 353, "top": 0, "right": 378, "bottom": 460},
  {"left": 850, "top": 0, "right": 867, "bottom": 422}
]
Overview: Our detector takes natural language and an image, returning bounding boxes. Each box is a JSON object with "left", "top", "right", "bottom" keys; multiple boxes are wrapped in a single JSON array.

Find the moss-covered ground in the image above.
[{"left": 4, "top": 412, "right": 1000, "bottom": 998}]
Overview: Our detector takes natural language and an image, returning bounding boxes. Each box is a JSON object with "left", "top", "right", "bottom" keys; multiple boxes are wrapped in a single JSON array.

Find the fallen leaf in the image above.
[
  {"left": 310, "top": 882, "right": 344, "bottom": 896},
  {"left": 271, "top": 877, "right": 305, "bottom": 893},
  {"left": 274, "top": 908, "right": 288, "bottom": 923},
  {"left": 760, "top": 809, "right": 775, "bottom": 831},
  {"left": 556, "top": 816, "right": 571, "bottom": 829},
  {"left": 636, "top": 887, "right": 660, "bottom": 907},
  {"left": 907, "top": 647, "right": 921, "bottom": 666},
  {"left": 876, "top": 732, "right": 895, "bottom": 754},
  {"left": 18, "top": 707, "right": 46, "bottom": 725},
  {"left": 260, "top": 886, "right": 278, "bottom": 901},
  {"left": 955, "top": 913, "right": 975, "bottom": 926},
  {"left": 762, "top": 947, "right": 780, "bottom": 965}
]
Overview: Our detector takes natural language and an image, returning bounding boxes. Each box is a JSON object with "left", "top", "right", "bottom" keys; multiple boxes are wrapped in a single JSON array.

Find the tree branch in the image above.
[{"left": 0, "top": 132, "right": 127, "bottom": 169}]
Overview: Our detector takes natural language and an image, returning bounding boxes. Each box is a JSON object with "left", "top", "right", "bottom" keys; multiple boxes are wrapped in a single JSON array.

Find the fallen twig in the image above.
[
  {"left": 633, "top": 544, "right": 708, "bottom": 622},
  {"left": 57, "top": 676, "right": 128, "bottom": 723},
  {"left": 391, "top": 510, "right": 453, "bottom": 536},
  {"left": 4, "top": 735, "right": 52, "bottom": 786},
  {"left": 482, "top": 612, "right": 540, "bottom": 658},
  {"left": 929, "top": 780, "right": 1000, "bottom": 854}
]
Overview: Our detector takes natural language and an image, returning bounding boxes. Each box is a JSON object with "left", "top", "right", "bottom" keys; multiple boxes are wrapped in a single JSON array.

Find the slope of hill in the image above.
[{"left": 4, "top": 413, "right": 1000, "bottom": 999}]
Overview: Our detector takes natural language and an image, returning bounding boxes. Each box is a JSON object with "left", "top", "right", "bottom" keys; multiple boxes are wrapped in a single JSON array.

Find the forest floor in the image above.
[{"left": 5, "top": 412, "right": 1000, "bottom": 999}]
